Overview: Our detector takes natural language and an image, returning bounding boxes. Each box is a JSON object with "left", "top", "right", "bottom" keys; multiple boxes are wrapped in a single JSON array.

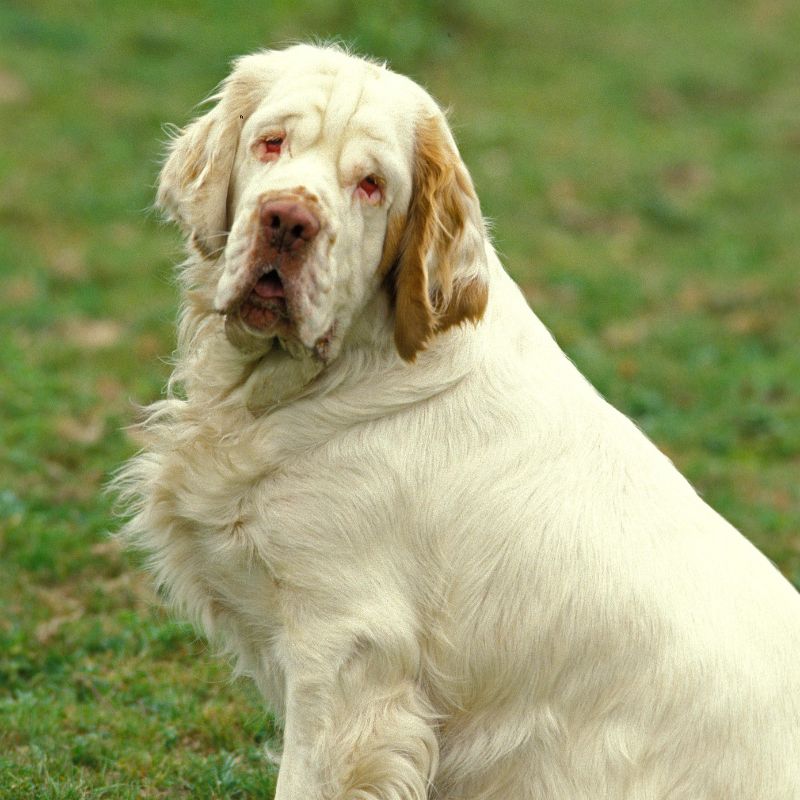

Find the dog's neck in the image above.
[
  {"left": 170, "top": 296, "right": 477, "bottom": 436},
  {"left": 160, "top": 248, "right": 491, "bottom": 481}
]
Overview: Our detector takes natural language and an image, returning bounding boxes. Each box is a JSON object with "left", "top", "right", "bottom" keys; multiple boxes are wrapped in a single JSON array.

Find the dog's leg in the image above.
[{"left": 273, "top": 639, "right": 438, "bottom": 800}]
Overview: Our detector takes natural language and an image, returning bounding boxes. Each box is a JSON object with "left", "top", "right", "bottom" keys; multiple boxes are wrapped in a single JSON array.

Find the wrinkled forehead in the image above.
[{"left": 242, "top": 50, "right": 426, "bottom": 171}]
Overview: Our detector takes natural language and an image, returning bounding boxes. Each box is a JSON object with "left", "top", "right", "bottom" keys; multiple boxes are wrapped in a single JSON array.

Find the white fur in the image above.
[{"left": 116, "top": 44, "right": 800, "bottom": 799}]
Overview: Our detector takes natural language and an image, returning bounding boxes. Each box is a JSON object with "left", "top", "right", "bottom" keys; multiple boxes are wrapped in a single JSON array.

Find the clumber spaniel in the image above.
[{"left": 117, "top": 44, "right": 800, "bottom": 799}]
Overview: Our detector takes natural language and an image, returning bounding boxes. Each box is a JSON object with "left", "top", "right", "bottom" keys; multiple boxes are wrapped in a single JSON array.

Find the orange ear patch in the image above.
[
  {"left": 377, "top": 212, "right": 407, "bottom": 279},
  {"left": 434, "top": 280, "right": 489, "bottom": 335},
  {"left": 393, "top": 242, "right": 436, "bottom": 362},
  {"left": 388, "top": 115, "right": 488, "bottom": 362}
]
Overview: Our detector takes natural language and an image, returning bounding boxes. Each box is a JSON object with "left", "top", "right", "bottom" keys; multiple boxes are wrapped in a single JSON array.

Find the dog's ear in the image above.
[
  {"left": 156, "top": 52, "right": 276, "bottom": 258},
  {"left": 385, "top": 114, "right": 489, "bottom": 362}
]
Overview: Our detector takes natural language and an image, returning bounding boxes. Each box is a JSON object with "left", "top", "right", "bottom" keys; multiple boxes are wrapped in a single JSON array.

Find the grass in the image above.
[{"left": 1, "top": 0, "right": 799, "bottom": 796}]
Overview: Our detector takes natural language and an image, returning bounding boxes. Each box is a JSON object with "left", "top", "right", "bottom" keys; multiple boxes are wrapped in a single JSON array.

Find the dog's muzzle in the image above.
[{"left": 215, "top": 196, "right": 321, "bottom": 331}]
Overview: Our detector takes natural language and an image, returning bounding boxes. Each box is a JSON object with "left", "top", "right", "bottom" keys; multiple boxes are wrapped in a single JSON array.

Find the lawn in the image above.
[{"left": 1, "top": 1, "right": 799, "bottom": 797}]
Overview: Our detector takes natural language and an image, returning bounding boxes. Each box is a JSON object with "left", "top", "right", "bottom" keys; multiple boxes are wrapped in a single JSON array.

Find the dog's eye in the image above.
[
  {"left": 356, "top": 175, "right": 383, "bottom": 205},
  {"left": 254, "top": 135, "right": 285, "bottom": 162}
]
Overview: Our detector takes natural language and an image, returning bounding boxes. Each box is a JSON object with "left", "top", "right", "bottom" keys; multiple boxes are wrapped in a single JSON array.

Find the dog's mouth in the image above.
[
  {"left": 222, "top": 258, "right": 338, "bottom": 363},
  {"left": 238, "top": 268, "right": 290, "bottom": 331}
]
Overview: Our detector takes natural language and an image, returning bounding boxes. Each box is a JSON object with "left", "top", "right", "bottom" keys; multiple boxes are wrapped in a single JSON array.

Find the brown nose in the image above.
[{"left": 259, "top": 200, "right": 320, "bottom": 253}]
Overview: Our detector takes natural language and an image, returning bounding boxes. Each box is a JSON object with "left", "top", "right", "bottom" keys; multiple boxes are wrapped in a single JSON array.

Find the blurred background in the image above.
[{"left": 1, "top": 1, "right": 799, "bottom": 796}]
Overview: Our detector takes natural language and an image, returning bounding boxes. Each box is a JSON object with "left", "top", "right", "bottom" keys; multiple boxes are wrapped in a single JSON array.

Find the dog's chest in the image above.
[{"left": 143, "top": 425, "right": 293, "bottom": 652}]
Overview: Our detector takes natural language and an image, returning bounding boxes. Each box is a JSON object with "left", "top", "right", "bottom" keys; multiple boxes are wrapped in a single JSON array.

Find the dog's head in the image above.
[{"left": 158, "top": 44, "right": 488, "bottom": 365}]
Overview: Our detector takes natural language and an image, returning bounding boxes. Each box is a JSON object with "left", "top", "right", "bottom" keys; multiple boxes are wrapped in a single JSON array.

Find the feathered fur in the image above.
[{"left": 115, "top": 44, "right": 800, "bottom": 799}]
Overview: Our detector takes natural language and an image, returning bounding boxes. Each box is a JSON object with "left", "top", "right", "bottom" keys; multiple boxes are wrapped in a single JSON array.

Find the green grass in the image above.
[{"left": 2, "top": 1, "right": 799, "bottom": 796}]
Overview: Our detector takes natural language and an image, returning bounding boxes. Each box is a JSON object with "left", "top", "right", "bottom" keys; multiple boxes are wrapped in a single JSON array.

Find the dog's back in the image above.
[{"left": 328, "top": 257, "right": 800, "bottom": 797}]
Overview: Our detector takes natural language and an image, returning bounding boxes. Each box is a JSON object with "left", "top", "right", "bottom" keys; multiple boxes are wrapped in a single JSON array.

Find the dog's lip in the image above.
[
  {"left": 225, "top": 263, "right": 287, "bottom": 314},
  {"left": 230, "top": 266, "right": 293, "bottom": 333},
  {"left": 252, "top": 269, "right": 286, "bottom": 300}
]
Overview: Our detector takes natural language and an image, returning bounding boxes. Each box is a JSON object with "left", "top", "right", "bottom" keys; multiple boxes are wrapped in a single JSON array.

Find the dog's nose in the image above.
[{"left": 259, "top": 200, "right": 320, "bottom": 252}]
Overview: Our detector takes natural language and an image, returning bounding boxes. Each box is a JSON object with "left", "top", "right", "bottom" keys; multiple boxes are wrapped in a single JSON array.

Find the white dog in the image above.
[{"left": 116, "top": 44, "right": 800, "bottom": 799}]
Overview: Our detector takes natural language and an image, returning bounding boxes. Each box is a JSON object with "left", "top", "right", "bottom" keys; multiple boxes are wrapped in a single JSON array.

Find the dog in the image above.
[{"left": 116, "top": 44, "right": 800, "bottom": 799}]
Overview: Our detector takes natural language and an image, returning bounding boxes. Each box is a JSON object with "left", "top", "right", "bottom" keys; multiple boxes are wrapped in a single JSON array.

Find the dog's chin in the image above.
[
  {"left": 239, "top": 298, "right": 288, "bottom": 332},
  {"left": 223, "top": 306, "right": 338, "bottom": 367},
  {"left": 223, "top": 310, "right": 305, "bottom": 358},
  {"left": 220, "top": 268, "right": 299, "bottom": 353},
  {"left": 220, "top": 272, "right": 339, "bottom": 364}
]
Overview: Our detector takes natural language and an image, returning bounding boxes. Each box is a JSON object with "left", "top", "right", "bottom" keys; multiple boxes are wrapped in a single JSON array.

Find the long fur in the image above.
[{"left": 115, "top": 44, "right": 800, "bottom": 799}]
